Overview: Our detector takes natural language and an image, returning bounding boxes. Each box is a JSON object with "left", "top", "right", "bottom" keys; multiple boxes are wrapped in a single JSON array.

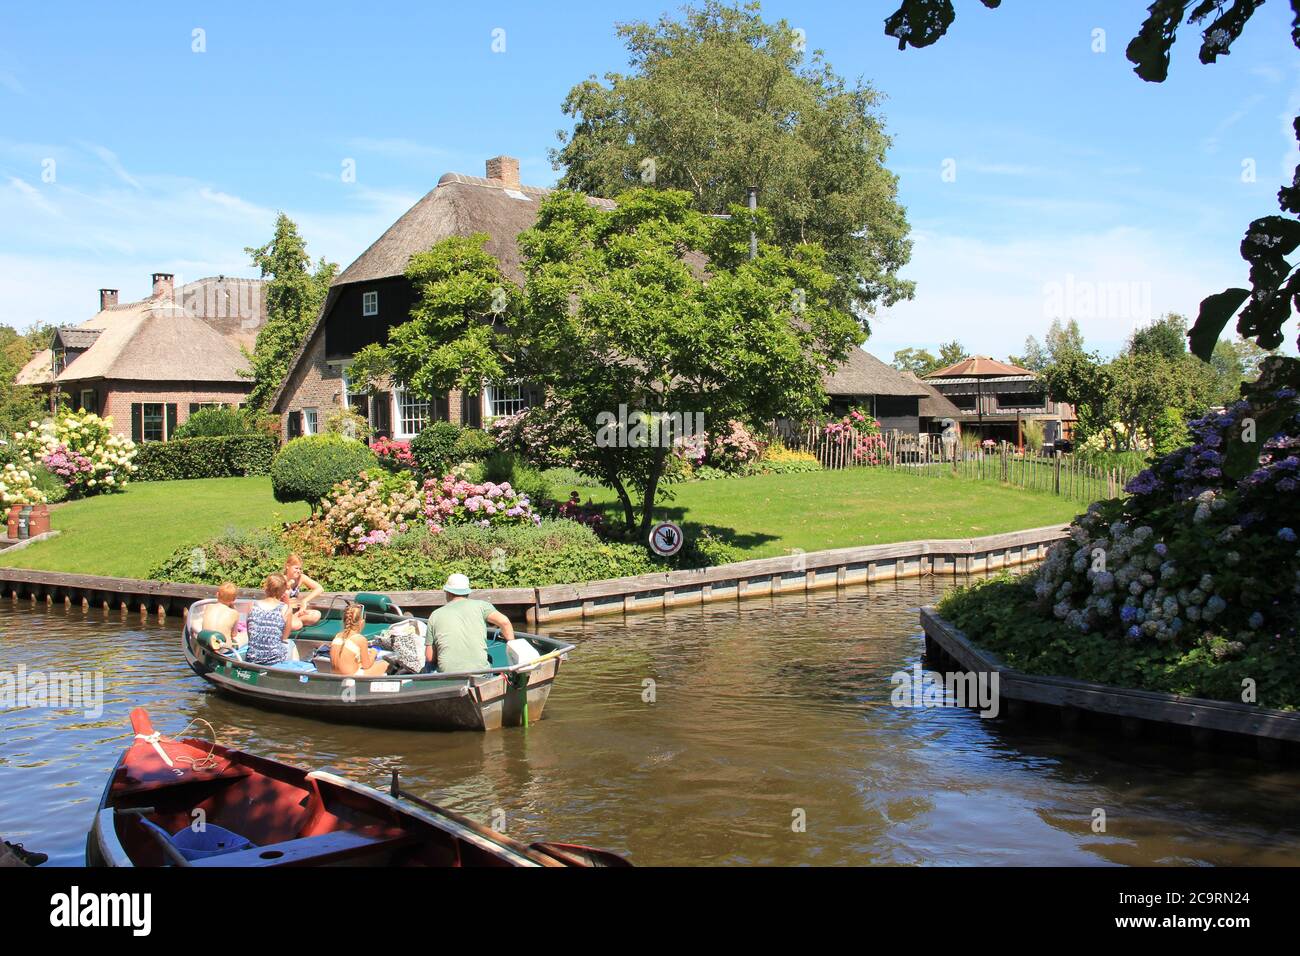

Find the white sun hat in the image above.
[{"left": 443, "top": 573, "right": 472, "bottom": 596}]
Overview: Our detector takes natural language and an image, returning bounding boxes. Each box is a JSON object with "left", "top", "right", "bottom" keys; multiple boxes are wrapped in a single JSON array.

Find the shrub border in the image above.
[{"left": 920, "top": 606, "right": 1300, "bottom": 757}]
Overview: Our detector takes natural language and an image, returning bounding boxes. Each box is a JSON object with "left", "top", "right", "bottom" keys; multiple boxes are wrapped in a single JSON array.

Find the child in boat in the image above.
[
  {"left": 245, "top": 574, "right": 298, "bottom": 666},
  {"left": 329, "top": 603, "right": 389, "bottom": 677},
  {"left": 283, "top": 554, "right": 323, "bottom": 628},
  {"left": 199, "top": 582, "right": 241, "bottom": 649}
]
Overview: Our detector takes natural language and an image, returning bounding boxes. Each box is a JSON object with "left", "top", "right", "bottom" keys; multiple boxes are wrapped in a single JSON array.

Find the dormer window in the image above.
[{"left": 362, "top": 291, "right": 378, "bottom": 316}]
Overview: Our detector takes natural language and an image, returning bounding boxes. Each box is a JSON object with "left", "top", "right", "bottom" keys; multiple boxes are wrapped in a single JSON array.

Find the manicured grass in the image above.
[
  {"left": 0, "top": 469, "right": 1082, "bottom": 579},
  {"left": 570, "top": 468, "right": 1084, "bottom": 559},
  {"left": 0, "top": 477, "right": 308, "bottom": 579}
]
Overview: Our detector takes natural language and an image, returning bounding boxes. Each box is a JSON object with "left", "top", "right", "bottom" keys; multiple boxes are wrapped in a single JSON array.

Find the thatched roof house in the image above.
[
  {"left": 18, "top": 274, "right": 260, "bottom": 441},
  {"left": 274, "top": 154, "right": 939, "bottom": 440}
]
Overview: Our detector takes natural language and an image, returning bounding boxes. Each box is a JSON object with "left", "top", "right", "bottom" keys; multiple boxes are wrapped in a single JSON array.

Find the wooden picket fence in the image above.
[{"left": 788, "top": 427, "right": 1134, "bottom": 504}]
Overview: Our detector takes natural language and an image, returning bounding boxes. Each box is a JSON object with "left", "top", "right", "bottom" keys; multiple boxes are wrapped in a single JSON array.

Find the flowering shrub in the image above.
[
  {"left": 489, "top": 397, "right": 589, "bottom": 468},
  {"left": 942, "top": 375, "right": 1300, "bottom": 707},
  {"left": 0, "top": 463, "right": 46, "bottom": 506},
  {"left": 315, "top": 469, "right": 421, "bottom": 554},
  {"left": 823, "top": 409, "right": 888, "bottom": 465},
  {"left": 1077, "top": 421, "right": 1151, "bottom": 455},
  {"left": 422, "top": 474, "right": 541, "bottom": 533},
  {"left": 556, "top": 491, "right": 605, "bottom": 532},
  {"left": 370, "top": 437, "right": 415, "bottom": 472},
  {"left": 12, "top": 410, "right": 136, "bottom": 497},
  {"left": 706, "top": 420, "right": 763, "bottom": 473}
]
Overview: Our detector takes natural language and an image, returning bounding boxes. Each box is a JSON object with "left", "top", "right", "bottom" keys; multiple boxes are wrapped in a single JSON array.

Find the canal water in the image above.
[{"left": 3, "top": 577, "right": 1299, "bottom": 867}]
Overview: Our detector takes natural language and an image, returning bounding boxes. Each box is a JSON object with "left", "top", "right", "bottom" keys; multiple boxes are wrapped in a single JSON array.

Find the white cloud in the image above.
[
  {"left": 867, "top": 225, "right": 1251, "bottom": 361},
  {"left": 79, "top": 142, "right": 142, "bottom": 190}
]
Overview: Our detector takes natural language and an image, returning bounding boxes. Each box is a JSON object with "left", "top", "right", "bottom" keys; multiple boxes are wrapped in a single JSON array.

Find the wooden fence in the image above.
[{"left": 789, "top": 427, "right": 1135, "bottom": 504}]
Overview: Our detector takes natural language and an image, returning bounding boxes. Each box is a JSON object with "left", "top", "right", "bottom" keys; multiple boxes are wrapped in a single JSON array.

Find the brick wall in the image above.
[
  {"left": 94, "top": 380, "right": 252, "bottom": 439},
  {"left": 278, "top": 321, "right": 483, "bottom": 438}
]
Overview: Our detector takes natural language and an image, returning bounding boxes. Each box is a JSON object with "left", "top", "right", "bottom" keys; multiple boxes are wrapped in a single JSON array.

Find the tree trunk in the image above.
[{"left": 638, "top": 450, "right": 668, "bottom": 540}]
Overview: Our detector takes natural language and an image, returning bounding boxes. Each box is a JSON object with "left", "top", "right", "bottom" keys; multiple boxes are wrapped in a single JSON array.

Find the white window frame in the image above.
[
  {"left": 302, "top": 407, "right": 319, "bottom": 435},
  {"left": 485, "top": 382, "right": 527, "bottom": 419},
  {"left": 395, "top": 390, "right": 430, "bottom": 438},
  {"left": 362, "top": 290, "right": 378, "bottom": 317}
]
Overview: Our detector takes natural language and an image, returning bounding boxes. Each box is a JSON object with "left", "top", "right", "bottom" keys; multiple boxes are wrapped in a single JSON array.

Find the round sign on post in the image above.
[{"left": 648, "top": 521, "right": 684, "bottom": 557}]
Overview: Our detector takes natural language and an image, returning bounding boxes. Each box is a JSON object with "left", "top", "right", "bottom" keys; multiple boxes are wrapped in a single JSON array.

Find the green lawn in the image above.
[
  {"left": 0, "top": 469, "right": 1081, "bottom": 579},
  {"left": 0, "top": 477, "right": 308, "bottom": 578},
  {"left": 571, "top": 468, "right": 1083, "bottom": 559}
]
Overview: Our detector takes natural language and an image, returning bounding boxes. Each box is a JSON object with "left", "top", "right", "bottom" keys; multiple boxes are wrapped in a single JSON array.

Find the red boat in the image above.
[{"left": 86, "top": 708, "right": 629, "bottom": 868}]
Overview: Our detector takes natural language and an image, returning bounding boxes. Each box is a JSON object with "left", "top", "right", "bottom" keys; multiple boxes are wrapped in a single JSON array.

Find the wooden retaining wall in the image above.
[
  {"left": 920, "top": 606, "right": 1300, "bottom": 760},
  {"left": 0, "top": 525, "right": 1068, "bottom": 626}
]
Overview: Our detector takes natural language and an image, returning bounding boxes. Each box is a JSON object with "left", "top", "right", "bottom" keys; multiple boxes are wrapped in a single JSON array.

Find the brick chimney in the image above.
[
  {"left": 151, "top": 272, "right": 174, "bottom": 299},
  {"left": 98, "top": 289, "right": 118, "bottom": 310},
  {"left": 485, "top": 155, "right": 521, "bottom": 190}
]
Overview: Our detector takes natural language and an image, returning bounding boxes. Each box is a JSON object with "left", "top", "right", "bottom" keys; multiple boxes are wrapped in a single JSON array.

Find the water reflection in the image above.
[{"left": 1, "top": 579, "right": 1298, "bottom": 866}]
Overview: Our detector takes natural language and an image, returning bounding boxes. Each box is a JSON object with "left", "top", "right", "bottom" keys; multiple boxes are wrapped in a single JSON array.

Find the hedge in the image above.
[{"left": 134, "top": 434, "right": 278, "bottom": 482}]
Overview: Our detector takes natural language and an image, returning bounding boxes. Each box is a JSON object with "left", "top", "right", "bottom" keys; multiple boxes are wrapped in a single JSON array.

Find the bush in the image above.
[
  {"left": 312, "top": 469, "right": 421, "bottom": 553},
  {"left": 937, "top": 378, "right": 1300, "bottom": 709},
  {"left": 151, "top": 518, "right": 660, "bottom": 591},
  {"left": 29, "top": 462, "right": 67, "bottom": 503},
  {"left": 452, "top": 427, "right": 496, "bottom": 463},
  {"left": 135, "top": 434, "right": 278, "bottom": 481},
  {"left": 172, "top": 406, "right": 251, "bottom": 439},
  {"left": 369, "top": 437, "right": 415, "bottom": 473},
  {"left": 422, "top": 472, "right": 541, "bottom": 531},
  {"left": 271, "top": 434, "right": 377, "bottom": 509},
  {"left": 410, "top": 422, "right": 462, "bottom": 475},
  {"left": 482, "top": 452, "right": 552, "bottom": 506},
  {"left": 12, "top": 409, "right": 136, "bottom": 497}
]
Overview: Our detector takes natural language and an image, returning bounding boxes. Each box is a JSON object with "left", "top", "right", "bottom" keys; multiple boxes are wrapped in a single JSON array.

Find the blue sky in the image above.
[{"left": 2, "top": 1, "right": 1297, "bottom": 361}]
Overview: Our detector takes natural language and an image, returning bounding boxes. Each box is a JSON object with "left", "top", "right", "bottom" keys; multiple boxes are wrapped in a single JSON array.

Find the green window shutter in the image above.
[
  {"left": 189, "top": 403, "right": 200, "bottom": 415},
  {"left": 165, "top": 403, "right": 177, "bottom": 440},
  {"left": 131, "top": 403, "right": 142, "bottom": 443}
]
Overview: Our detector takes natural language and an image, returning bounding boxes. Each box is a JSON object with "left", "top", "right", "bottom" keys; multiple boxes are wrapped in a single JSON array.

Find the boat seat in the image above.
[
  {"left": 187, "top": 829, "right": 406, "bottom": 867},
  {"left": 135, "top": 816, "right": 254, "bottom": 862},
  {"left": 355, "top": 592, "right": 395, "bottom": 616}
]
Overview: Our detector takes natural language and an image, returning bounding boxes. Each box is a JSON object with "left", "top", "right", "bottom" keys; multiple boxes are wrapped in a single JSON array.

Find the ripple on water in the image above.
[{"left": 2, "top": 581, "right": 1300, "bottom": 866}]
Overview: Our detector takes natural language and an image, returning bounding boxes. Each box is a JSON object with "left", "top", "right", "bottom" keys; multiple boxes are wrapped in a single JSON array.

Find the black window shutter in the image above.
[
  {"left": 131, "top": 403, "right": 142, "bottom": 443},
  {"left": 189, "top": 402, "right": 200, "bottom": 415},
  {"left": 165, "top": 404, "right": 177, "bottom": 440},
  {"left": 434, "top": 392, "right": 450, "bottom": 422},
  {"left": 288, "top": 411, "right": 302, "bottom": 438},
  {"left": 462, "top": 390, "right": 482, "bottom": 429}
]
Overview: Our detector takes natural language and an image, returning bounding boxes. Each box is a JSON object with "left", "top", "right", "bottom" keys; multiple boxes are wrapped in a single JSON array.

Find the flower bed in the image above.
[
  {"left": 939, "top": 374, "right": 1300, "bottom": 709},
  {"left": 10, "top": 410, "right": 136, "bottom": 499}
]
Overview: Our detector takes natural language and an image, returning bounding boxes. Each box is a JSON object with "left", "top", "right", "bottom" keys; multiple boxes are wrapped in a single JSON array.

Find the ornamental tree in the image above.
[{"left": 514, "top": 187, "right": 862, "bottom": 535}]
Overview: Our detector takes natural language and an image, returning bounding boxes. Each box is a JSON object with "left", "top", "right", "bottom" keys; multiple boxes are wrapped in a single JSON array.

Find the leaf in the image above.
[{"left": 1189, "top": 287, "right": 1250, "bottom": 361}]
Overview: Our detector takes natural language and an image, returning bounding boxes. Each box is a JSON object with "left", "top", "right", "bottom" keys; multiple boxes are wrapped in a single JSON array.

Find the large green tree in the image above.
[
  {"left": 244, "top": 214, "right": 337, "bottom": 410},
  {"left": 515, "top": 188, "right": 862, "bottom": 534},
  {"left": 883, "top": 0, "right": 1299, "bottom": 362},
  {"left": 553, "top": 0, "right": 914, "bottom": 324},
  {"left": 892, "top": 347, "right": 941, "bottom": 376}
]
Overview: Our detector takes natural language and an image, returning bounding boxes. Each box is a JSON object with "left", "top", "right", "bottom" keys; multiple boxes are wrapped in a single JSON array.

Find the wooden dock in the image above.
[
  {"left": 0, "top": 525, "right": 1068, "bottom": 625},
  {"left": 920, "top": 606, "right": 1300, "bottom": 760}
]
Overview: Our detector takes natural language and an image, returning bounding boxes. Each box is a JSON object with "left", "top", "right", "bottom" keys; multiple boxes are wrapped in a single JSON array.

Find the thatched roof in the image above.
[
  {"left": 927, "top": 356, "right": 1032, "bottom": 378},
  {"left": 336, "top": 173, "right": 617, "bottom": 288},
  {"left": 54, "top": 301, "right": 250, "bottom": 384},
  {"left": 901, "top": 371, "right": 962, "bottom": 418},
  {"left": 821, "top": 348, "right": 929, "bottom": 398},
  {"left": 15, "top": 349, "right": 52, "bottom": 386}
]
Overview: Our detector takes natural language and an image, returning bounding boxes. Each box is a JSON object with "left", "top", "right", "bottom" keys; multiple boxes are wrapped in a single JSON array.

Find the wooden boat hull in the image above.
[
  {"left": 182, "top": 599, "right": 571, "bottom": 731},
  {"left": 86, "top": 708, "right": 628, "bottom": 867}
]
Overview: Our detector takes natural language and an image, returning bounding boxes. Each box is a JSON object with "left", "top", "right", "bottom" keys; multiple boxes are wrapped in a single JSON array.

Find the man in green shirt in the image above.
[{"left": 426, "top": 573, "right": 516, "bottom": 673}]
